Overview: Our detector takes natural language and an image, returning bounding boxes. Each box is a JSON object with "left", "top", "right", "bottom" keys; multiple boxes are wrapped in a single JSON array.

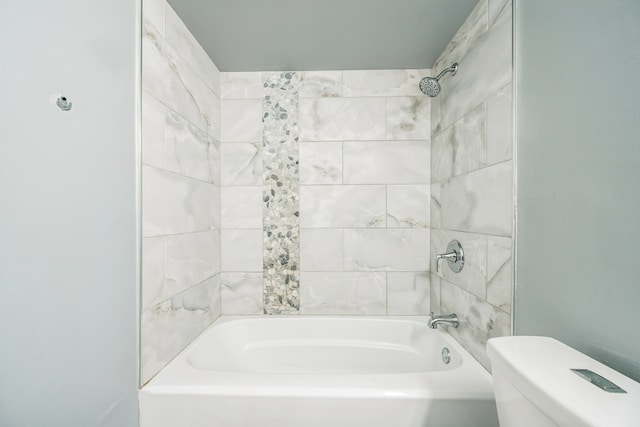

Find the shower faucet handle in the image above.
[{"left": 435, "top": 240, "right": 464, "bottom": 273}]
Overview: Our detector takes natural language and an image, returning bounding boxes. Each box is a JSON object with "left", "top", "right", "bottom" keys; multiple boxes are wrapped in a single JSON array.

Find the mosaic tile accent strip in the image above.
[{"left": 262, "top": 72, "right": 300, "bottom": 314}]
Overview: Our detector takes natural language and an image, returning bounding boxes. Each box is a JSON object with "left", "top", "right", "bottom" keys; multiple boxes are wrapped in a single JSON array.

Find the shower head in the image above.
[{"left": 419, "top": 63, "right": 458, "bottom": 97}]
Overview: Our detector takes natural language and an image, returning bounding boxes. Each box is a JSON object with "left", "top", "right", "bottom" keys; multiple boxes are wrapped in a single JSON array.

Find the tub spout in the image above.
[{"left": 428, "top": 312, "right": 459, "bottom": 329}]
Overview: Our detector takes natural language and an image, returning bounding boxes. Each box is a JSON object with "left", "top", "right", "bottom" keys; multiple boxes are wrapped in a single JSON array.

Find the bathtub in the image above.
[{"left": 139, "top": 316, "right": 499, "bottom": 427}]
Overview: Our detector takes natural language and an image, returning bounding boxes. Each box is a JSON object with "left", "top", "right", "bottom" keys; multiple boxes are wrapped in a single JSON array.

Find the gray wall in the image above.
[
  {"left": 515, "top": 0, "right": 640, "bottom": 381},
  {"left": 0, "top": 0, "right": 139, "bottom": 425}
]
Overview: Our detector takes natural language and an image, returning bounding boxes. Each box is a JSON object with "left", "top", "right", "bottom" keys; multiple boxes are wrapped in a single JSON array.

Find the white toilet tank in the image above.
[{"left": 487, "top": 336, "right": 640, "bottom": 427}]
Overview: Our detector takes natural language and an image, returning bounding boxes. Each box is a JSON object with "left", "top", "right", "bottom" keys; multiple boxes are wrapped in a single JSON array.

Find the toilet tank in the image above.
[{"left": 487, "top": 336, "right": 640, "bottom": 427}]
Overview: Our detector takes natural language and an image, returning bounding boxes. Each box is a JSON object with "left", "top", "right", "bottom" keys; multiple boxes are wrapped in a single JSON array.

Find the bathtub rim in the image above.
[{"left": 141, "top": 315, "right": 495, "bottom": 401}]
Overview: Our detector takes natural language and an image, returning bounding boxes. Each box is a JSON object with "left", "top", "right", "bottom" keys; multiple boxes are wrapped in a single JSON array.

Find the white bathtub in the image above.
[{"left": 140, "top": 316, "right": 499, "bottom": 427}]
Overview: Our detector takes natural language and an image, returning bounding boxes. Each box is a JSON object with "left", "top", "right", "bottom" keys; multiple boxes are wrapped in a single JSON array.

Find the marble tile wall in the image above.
[
  {"left": 141, "top": 0, "right": 221, "bottom": 384},
  {"left": 430, "top": 0, "right": 513, "bottom": 370},
  {"left": 220, "top": 69, "right": 432, "bottom": 315}
]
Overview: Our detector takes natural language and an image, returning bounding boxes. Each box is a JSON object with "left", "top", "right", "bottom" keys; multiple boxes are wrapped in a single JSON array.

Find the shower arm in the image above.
[{"left": 434, "top": 63, "right": 458, "bottom": 81}]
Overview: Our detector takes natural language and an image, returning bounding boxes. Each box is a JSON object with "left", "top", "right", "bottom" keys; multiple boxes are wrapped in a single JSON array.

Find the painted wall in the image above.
[
  {"left": 140, "top": 0, "right": 222, "bottom": 384},
  {"left": 429, "top": 0, "right": 513, "bottom": 369},
  {"left": 0, "top": 0, "right": 139, "bottom": 425},
  {"left": 515, "top": 0, "right": 640, "bottom": 381},
  {"left": 219, "top": 70, "right": 433, "bottom": 315}
]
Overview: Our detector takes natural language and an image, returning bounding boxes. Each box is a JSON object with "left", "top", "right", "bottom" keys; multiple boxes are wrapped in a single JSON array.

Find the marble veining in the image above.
[
  {"left": 220, "top": 143, "right": 262, "bottom": 185},
  {"left": 142, "top": 22, "right": 212, "bottom": 133},
  {"left": 141, "top": 0, "right": 222, "bottom": 386},
  {"left": 300, "top": 71, "right": 342, "bottom": 98},
  {"left": 439, "top": 161, "right": 513, "bottom": 236},
  {"left": 387, "top": 272, "right": 431, "bottom": 315},
  {"left": 262, "top": 72, "right": 301, "bottom": 314},
  {"left": 431, "top": 103, "right": 486, "bottom": 183},
  {"left": 299, "top": 142, "right": 342, "bottom": 184},
  {"left": 300, "top": 185, "right": 386, "bottom": 228},
  {"left": 343, "top": 141, "right": 430, "bottom": 184},
  {"left": 440, "top": 279, "right": 510, "bottom": 370},
  {"left": 429, "top": 0, "right": 513, "bottom": 369},
  {"left": 385, "top": 97, "right": 431, "bottom": 140},
  {"left": 300, "top": 272, "right": 386, "bottom": 315},
  {"left": 342, "top": 69, "right": 429, "bottom": 97},
  {"left": 344, "top": 229, "right": 430, "bottom": 272},
  {"left": 387, "top": 185, "right": 430, "bottom": 228},
  {"left": 486, "top": 236, "right": 512, "bottom": 313},
  {"left": 141, "top": 275, "right": 220, "bottom": 384},
  {"left": 221, "top": 273, "right": 264, "bottom": 314},
  {"left": 221, "top": 72, "right": 263, "bottom": 100}
]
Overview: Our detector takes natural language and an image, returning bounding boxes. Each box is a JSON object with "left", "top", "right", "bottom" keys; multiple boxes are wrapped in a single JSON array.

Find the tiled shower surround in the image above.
[
  {"left": 141, "top": 0, "right": 222, "bottom": 384},
  {"left": 220, "top": 70, "right": 432, "bottom": 316},
  {"left": 141, "top": 0, "right": 513, "bottom": 381},
  {"left": 430, "top": 0, "right": 513, "bottom": 369}
]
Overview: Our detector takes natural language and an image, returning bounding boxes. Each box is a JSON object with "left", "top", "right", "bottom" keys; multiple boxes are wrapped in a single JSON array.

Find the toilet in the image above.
[{"left": 487, "top": 336, "right": 640, "bottom": 427}]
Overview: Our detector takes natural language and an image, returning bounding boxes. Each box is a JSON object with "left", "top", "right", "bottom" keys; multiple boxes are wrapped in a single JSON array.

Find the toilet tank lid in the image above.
[{"left": 487, "top": 336, "right": 640, "bottom": 427}]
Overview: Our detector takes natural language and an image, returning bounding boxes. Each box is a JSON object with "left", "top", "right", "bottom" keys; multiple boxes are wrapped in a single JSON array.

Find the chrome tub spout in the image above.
[{"left": 428, "top": 312, "right": 459, "bottom": 329}]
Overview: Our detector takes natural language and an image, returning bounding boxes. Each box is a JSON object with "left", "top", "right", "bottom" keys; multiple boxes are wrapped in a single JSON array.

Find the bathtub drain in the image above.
[{"left": 441, "top": 347, "right": 451, "bottom": 364}]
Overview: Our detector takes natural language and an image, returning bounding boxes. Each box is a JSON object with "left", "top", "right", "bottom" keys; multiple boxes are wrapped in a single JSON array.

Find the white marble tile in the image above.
[
  {"left": 299, "top": 142, "right": 342, "bottom": 185},
  {"left": 433, "top": 1, "right": 488, "bottom": 77},
  {"left": 142, "top": 22, "right": 212, "bottom": 132},
  {"left": 210, "top": 93, "right": 221, "bottom": 142},
  {"left": 141, "top": 276, "right": 219, "bottom": 383},
  {"left": 386, "top": 97, "right": 431, "bottom": 140},
  {"left": 486, "top": 83, "right": 513, "bottom": 165},
  {"left": 387, "top": 272, "right": 431, "bottom": 315},
  {"left": 342, "top": 69, "right": 429, "bottom": 97},
  {"left": 435, "top": 2, "right": 512, "bottom": 133},
  {"left": 300, "top": 272, "right": 386, "bottom": 315},
  {"left": 431, "top": 229, "right": 487, "bottom": 299},
  {"left": 221, "top": 72, "right": 263, "bottom": 99},
  {"left": 221, "top": 186, "right": 263, "bottom": 229},
  {"left": 220, "top": 99, "right": 262, "bottom": 143},
  {"left": 220, "top": 143, "right": 262, "bottom": 185},
  {"left": 343, "top": 141, "right": 429, "bottom": 184},
  {"left": 164, "top": 230, "right": 220, "bottom": 296},
  {"left": 221, "top": 272, "right": 263, "bottom": 314},
  {"left": 344, "top": 229, "right": 430, "bottom": 271},
  {"left": 299, "top": 98, "right": 385, "bottom": 141},
  {"left": 487, "top": 235, "right": 512, "bottom": 313},
  {"left": 489, "top": 0, "right": 511, "bottom": 28},
  {"left": 164, "top": 109, "right": 215, "bottom": 182},
  {"left": 300, "top": 71, "right": 342, "bottom": 98},
  {"left": 164, "top": 4, "right": 220, "bottom": 95},
  {"left": 430, "top": 182, "right": 442, "bottom": 228},
  {"left": 440, "top": 161, "right": 513, "bottom": 236},
  {"left": 221, "top": 229, "right": 263, "bottom": 272},
  {"left": 430, "top": 273, "right": 441, "bottom": 313},
  {"left": 142, "top": 92, "right": 165, "bottom": 168},
  {"left": 211, "top": 185, "right": 221, "bottom": 230},
  {"left": 142, "top": 0, "right": 163, "bottom": 35},
  {"left": 210, "top": 274, "right": 222, "bottom": 320},
  {"left": 299, "top": 185, "right": 386, "bottom": 228},
  {"left": 300, "top": 229, "right": 344, "bottom": 271},
  {"left": 432, "top": 103, "right": 486, "bottom": 182},
  {"left": 142, "top": 236, "right": 164, "bottom": 311},
  {"left": 142, "top": 165, "right": 212, "bottom": 237},
  {"left": 387, "top": 185, "right": 430, "bottom": 228},
  {"left": 440, "top": 279, "right": 511, "bottom": 370},
  {"left": 430, "top": 94, "right": 441, "bottom": 135}
]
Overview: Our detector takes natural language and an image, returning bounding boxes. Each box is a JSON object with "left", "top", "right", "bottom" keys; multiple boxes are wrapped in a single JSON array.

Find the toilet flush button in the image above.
[{"left": 571, "top": 369, "right": 627, "bottom": 393}]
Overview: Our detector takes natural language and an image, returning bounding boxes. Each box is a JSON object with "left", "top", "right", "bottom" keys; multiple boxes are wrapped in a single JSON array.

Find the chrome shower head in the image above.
[{"left": 419, "top": 63, "right": 458, "bottom": 97}]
